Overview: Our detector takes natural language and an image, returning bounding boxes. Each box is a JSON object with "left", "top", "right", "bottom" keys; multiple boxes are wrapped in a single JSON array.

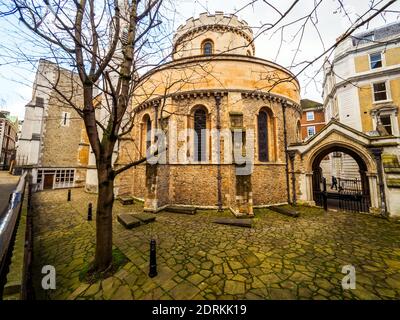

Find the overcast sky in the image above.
[{"left": 0, "top": 0, "right": 399, "bottom": 120}]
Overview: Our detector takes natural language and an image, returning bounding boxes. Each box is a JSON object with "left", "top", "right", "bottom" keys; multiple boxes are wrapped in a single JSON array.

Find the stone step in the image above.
[
  {"left": 165, "top": 206, "right": 197, "bottom": 215},
  {"left": 117, "top": 214, "right": 141, "bottom": 229},
  {"left": 213, "top": 218, "right": 253, "bottom": 228},
  {"left": 119, "top": 196, "right": 134, "bottom": 205},
  {"left": 269, "top": 206, "right": 299, "bottom": 218}
]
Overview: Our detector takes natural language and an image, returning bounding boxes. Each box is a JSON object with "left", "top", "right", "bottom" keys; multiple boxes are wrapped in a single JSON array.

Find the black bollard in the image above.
[
  {"left": 149, "top": 239, "right": 158, "bottom": 278},
  {"left": 67, "top": 189, "right": 71, "bottom": 201},
  {"left": 87, "top": 203, "right": 93, "bottom": 221}
]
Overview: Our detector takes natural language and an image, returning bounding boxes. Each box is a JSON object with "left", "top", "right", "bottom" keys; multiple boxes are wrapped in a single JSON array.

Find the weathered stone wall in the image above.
[
  {"left": 251, "top": 164, "right": 288, "bottom": 205},
  {"left": 40, "top": 67, "right": 84, "bottom": 166},
  {"left": 117, "top": 30, "right": 301, "bottom": 212},
  {"left": 118, "top": 87, "right": 300, "bottom": 211}
]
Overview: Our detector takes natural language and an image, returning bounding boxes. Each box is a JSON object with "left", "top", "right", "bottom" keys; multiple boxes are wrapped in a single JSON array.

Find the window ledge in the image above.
[{"left": 373, "top": 100, "right": 393, "bottom": 105}]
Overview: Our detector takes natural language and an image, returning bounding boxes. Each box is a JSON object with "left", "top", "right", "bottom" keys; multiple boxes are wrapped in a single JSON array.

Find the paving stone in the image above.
[
  {"left": 111, "top": 285, "right": 133, "bottom": 300},
  {"left": 224, "top": 280, "right": 245, "bottom": 295},
  {"left": 187, "top": 274, "right": 205, "bottom": 285},
  {"left": 30, "top": 189, "right": 400, "bottom": 300},
  {"left": 169, "top": 281, "right": 201, "bottom": 299}
]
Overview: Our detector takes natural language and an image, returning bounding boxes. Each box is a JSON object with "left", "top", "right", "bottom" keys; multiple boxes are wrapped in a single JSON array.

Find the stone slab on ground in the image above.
[
  {"left": 269, "top": 206, "right": 299, "bottom": 218},
  {"left": 133, "top": 212, "right": 156, "bottom": 224},
  {"left": 119, "top": 196, "right": 134, "bottom": 205},
  {"left": 213, "top": 218, "right": 253, "bottom": 228},
  {"left": 165, "top": 206, "right": 197, "bottom": 215},
  {"left": 117, "top": 214, "right": 141, "bottom": 229}
]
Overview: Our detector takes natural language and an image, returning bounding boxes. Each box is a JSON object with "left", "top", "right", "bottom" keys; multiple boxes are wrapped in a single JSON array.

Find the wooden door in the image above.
[{"left": 43, "top": 174, "right": 54, "bottom": 189}]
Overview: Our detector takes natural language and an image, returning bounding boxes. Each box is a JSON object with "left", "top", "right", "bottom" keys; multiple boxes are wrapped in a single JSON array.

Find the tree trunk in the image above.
[{"left": 93, "top": 163, "right": 114, "bottom": 271}]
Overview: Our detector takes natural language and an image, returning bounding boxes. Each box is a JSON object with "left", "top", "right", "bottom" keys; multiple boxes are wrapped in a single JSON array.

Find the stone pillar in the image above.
[
  {"left": 305, "top": 172, "right": 314, "bottom": 203},
  {"left": 366, "top": 172, "right": 379, "bottom": 209},
  {"left": 215, "top": 94, "right": 223, "bottom": 211},
  {"left": 288, "top": 150, "right": 297, "bottom": 205},
  {"left": 370, "top": 148, "right": 388, "bottom": 217}
]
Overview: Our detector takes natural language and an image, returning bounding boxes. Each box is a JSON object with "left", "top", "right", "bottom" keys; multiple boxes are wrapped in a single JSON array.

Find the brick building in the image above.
[
  {"left": 0, "top": 111, "right": 18, "bottom": 170},
  {"left": 300, "top": 99, "right": 325, "bottom": 140},
  {"left": 115, "top": 12, "right": 301, "bottom": 216},
  {"left": 17, "top": 59, "right": 89, "bottom": 190}
]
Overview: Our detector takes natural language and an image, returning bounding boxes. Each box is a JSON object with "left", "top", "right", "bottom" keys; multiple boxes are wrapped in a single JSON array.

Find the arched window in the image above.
[
  {"left": 141, "top": 114, "right": 152, "bottom": 155},
  {"left": 194, "top": 108, "right": 207, "bottom": 161},
  {"left": 202, "top": 40, "right": 213, "bottom": 55},
  {"left": 146, "top": 116, "right": 152, "bottom": 151},
  {"left": 246, "top": 50, "right": 252, "bottom": 56},
  {"left": 258, "top": 110, "right": 269, "bottom": 162}
]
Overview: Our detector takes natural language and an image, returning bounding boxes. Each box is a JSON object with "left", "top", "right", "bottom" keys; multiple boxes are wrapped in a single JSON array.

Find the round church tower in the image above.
[
  {"left": 172, "top": 11, "right": 255, "bottom": 59},
  {"left": 116, "top": 12, "right": 301, "bottom": 215}
]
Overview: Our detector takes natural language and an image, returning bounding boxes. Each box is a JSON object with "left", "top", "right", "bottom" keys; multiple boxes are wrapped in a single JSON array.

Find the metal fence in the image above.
[
  {"left": 0, "top": 172, "right": 27, "bottom": 298},
  {"left": 337, "top": 178, "right": 362, "bottom": 195}
]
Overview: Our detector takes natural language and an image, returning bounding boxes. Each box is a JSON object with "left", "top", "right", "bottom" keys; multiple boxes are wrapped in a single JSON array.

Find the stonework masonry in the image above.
[
  {"left": 17, "top": 59, "right": 88, "bottom": 190},
  {"left": 115, "top": 13, "right": 301, "bottom": 215}
]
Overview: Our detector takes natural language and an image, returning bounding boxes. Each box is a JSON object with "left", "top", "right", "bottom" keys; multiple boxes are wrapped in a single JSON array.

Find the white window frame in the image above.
[
  {"left": 61, "top": 112, "right": 71, "bottom": 127},
  {"left": 307, "top": 126, "right": 316, "bottom": 137},
  {"left": 372, "top": 80, "right": 391, "bottom": 103},
  {"left": 369, "top": 52, "right": 384, "bottom": 70},
  {"left": 372, "top": 109, "right": 399, "bottom": 136},
  {"left": 54, "top": 169, "right": 75, "bottom": 189},
  {"left": 306, "top": 111, "right": 315, "bottom": 121}
]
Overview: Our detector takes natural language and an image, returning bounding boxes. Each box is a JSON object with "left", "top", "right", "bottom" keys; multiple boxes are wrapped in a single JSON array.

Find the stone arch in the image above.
[
  {"left": 307, "top": 141, "right": 378, "bottom": 212},
  {"left": 306, "top": 141, "right": 376, "bottom": 173}
]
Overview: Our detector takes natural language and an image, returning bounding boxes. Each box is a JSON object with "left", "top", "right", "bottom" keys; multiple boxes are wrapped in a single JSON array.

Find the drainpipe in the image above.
[
  {"left": 288, "top": 150, "right": 297, "bottom": 205},
  {"left": 215, "top": 93, "right": 223, "bottom": 211},
  {"left": 282, "top": 102, "right": 291, "bottom": 205},
  {"left": 371, "top": 147, "right": 388, "bottom": 217}
]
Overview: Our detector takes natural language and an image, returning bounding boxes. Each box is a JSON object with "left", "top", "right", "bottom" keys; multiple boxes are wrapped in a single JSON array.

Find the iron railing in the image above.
[{"left": 0, "top": 172, "right": 27, "bottom": 298}]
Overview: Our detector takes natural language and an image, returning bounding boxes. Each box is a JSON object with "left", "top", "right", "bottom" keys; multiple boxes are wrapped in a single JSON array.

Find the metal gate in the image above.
[{"left": 313, "top": 177, "right": 370, "bottom": 213}]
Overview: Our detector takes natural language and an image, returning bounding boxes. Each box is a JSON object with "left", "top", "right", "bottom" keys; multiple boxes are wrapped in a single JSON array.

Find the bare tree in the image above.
[{"left": 0, "top": 0, "right": 175, "bottom": 272}]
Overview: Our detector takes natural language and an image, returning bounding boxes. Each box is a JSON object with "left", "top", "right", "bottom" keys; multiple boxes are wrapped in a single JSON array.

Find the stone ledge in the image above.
[
  {"left": 269, "top": 206, "right": 300, "bottom": 218},
  {"left": 119, "top": 196, "right": 134, "bottom": 205},
  {"left": 117, "top": 214, "right": 141, "bottom": 229},
  {"left": 165, "top": 206, "right": 197, "bottom": 215},
  {"left": 133, "top": 213, "right": 156, "bottom": 224},
  {"left": 386, "top": 179, "right": 400, "bottom": 188},
  {"left": 384, "top": 167, "right": 400, "bottom": 174},
  {"left": 213, "top": 218, "right": 253, "bottom": 228}
]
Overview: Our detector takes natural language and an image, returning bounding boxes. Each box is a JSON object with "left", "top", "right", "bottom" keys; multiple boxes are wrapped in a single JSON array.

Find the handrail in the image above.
[{"left": 0, "top": 172, "right": 27, "bottom": 268}]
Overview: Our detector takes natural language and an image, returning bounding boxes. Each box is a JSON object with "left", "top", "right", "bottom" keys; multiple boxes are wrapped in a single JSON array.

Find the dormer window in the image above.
[{"left": 202, "top": 40, "right": 213, "bottom": 55}]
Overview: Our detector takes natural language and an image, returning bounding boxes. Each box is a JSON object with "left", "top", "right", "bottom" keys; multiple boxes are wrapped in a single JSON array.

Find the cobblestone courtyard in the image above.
[{"left": 31, "top": 188, "right": 400, "bottom": 300}]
